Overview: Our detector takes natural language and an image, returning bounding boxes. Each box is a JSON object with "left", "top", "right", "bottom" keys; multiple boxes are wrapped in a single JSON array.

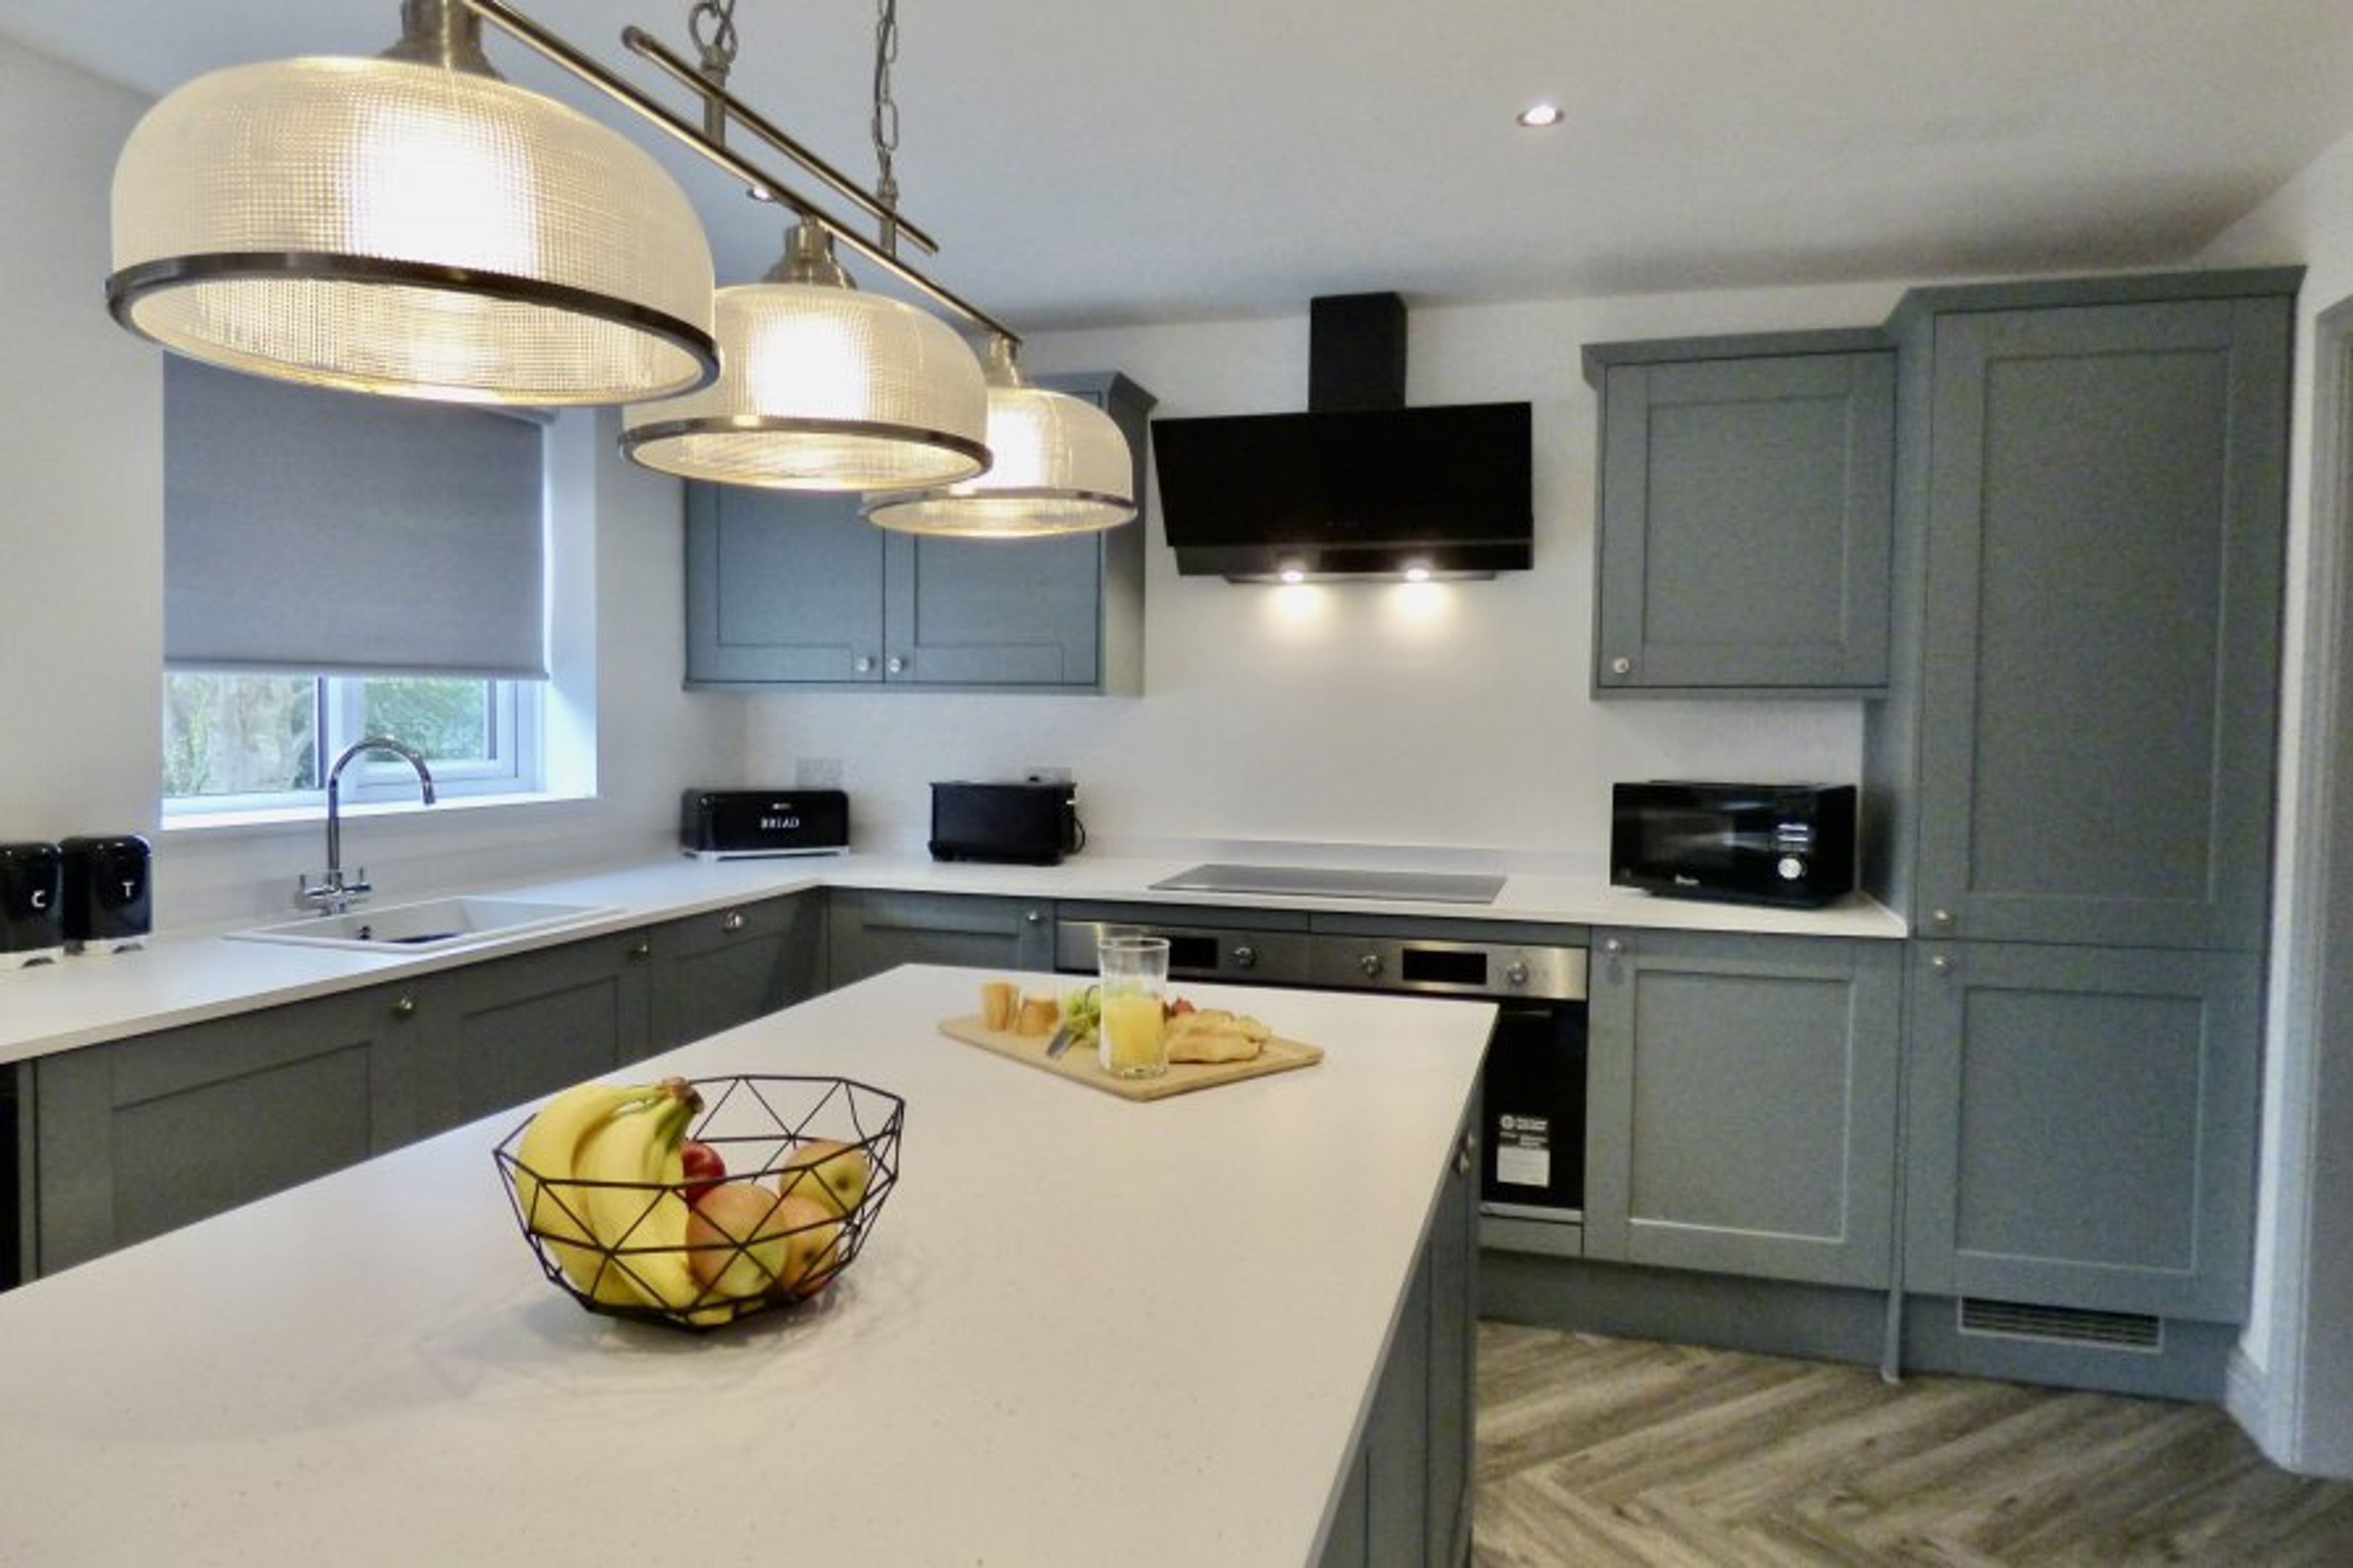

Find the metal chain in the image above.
[
  {"left": 871, "top": 0, "right": 901, "bottom": 251},
  {"left": 689, "top": 0, "right": 740, "bottom": 86}
]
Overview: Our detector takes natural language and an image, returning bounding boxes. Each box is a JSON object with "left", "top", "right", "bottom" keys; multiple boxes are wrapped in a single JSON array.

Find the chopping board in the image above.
[{"left": 937, "top": 1015, "right": 1323, "bottom": 1100}]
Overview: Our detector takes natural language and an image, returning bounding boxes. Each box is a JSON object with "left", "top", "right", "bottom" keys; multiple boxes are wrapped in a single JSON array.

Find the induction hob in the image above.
[{"left": 1148, "top": 862, "right": 1506, "bottom": 906}]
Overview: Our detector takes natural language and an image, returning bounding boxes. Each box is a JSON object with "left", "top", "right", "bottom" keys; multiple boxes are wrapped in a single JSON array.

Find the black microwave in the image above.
[{"left": 1610, "top": 782, "right": 1857, "bottom": 909}]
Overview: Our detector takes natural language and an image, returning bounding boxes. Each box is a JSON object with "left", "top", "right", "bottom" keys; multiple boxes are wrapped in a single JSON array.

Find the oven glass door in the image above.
[{"left": 1479, "top": 1001, "right": 1586, "bottom": 1218}]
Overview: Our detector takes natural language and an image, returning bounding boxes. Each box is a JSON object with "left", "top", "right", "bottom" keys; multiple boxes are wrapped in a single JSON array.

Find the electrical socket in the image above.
[{"left": 1022, "top": 765, "right": 1073, "bottom": 786}]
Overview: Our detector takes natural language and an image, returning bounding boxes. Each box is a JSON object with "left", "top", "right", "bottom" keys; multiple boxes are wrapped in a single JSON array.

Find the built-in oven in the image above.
[{"left": 1055, "top": 913, "right": 1589, "bottom": 1246}]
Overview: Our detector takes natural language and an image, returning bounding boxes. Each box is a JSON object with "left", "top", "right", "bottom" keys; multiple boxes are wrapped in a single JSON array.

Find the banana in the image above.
[
  {"left": 574, "top": 1080, "right": 728, "bottom": 1324},
  {"left": 513, "top": 1078, "right": 667, "bottom": 1306}
]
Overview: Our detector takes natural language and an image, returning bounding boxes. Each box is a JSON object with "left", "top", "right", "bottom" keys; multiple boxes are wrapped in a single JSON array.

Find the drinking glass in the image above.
[{"left": 1097, "top": 935, "right": 1170, "bottom": 1079}]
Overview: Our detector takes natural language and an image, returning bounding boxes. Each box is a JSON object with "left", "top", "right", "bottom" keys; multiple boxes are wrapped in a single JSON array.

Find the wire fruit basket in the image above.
[{"left": 494, "top": 1074, "right": 904, "bottom": 1331}]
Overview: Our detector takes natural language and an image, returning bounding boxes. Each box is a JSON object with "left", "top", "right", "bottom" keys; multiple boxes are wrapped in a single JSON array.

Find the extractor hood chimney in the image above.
[{"left": 1151, "top": 292, "right": 1533, "bottom": 581}]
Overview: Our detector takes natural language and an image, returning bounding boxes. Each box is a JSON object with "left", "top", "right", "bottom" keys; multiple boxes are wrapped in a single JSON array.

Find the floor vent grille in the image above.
[{"left": 1958, "top": 1297, "right": 2164, "bottom": 1352}]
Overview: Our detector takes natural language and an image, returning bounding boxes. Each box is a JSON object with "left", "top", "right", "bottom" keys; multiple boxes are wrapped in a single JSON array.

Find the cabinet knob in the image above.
[
  {"left": 1601, "top": 937, "right": 1626, "bottom": 957},
  {"left": 1025, "top": 909, "right": 1044, "bottom": 925},
  {"left": 1609, "top": 655, "right": 1634, "bottom": 676},
  {"left": 392, "top": 994, "right": 417, "bottom": 1018},
  {"left": 630, "top": 939, "right": 651, "bottom": 959},
  {"left": 1930, "top": 953, "right": 1954, "bottom": 976},
  {"left": 886, "top": 655, "right": 907, "bottom": 675},
  {"left": 1455, "top": 1132, "right": 1478, "bottom": 1177},
  {"left": 721, "top": 909, "right": 748, "bottom": 933},
  {"left": 853, "top": 655, "right": 876, "bottom": 675},
  {"left": 1931, "top": 908, "right": 1955, "bottom": 928},
  {"left": 1358, "top": 952, "right": 1385, "bottom": 979},
  {"left": 1232, "top": 944, "right": 1258, "bottom": 970}
]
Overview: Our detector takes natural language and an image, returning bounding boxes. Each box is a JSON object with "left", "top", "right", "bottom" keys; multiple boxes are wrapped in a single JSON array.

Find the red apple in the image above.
[{"left": 680, "top": 1138, "right": 727, "bottom": 1203}]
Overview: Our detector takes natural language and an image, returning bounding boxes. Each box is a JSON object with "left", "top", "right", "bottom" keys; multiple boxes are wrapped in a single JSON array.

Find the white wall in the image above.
[
  {"left": 2199, "top": 125, "right": 2353, "bottom": 1476},
  {"left": 0, "top": 37, "right": 159, "bottom": 845},
  {"left": 745, "top": 285, "right": 1908, "bottom": 861},
  {"left": 0, "top": 34, "right": 745, "bottom": 932}
]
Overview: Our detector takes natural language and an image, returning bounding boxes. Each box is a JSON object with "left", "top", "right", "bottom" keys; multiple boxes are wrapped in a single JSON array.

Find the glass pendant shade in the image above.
[
  {"left": 107, "top": 51, "right": 719, "bottom": 406},
  {"left": 621, "top": 251, "right": 991, "bottom": 493},
  {"left": 866, "top": 352, "right": 1136, "bottom": 537}
]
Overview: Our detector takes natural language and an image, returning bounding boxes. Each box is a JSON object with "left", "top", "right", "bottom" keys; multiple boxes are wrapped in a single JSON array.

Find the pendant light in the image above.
[
  {"left": 865, "top": 336, "right": 1138, "bottom": 536},
  {"left": 106, "top": 0, "right": 718, "bottom": 406},
  {"left": 619, "top": 218, "right": 991, "bottom": 491}
]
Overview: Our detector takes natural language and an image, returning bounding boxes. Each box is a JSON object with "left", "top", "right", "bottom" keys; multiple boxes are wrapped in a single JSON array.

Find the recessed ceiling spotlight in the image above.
[{"left": 1516, "top": 102, "right": 1563, "bottom": 129}]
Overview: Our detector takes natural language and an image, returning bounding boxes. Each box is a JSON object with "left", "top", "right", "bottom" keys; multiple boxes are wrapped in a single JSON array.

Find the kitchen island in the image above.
[{"left": 0, "top": 964, "right": 1491, "bottom": 1567}]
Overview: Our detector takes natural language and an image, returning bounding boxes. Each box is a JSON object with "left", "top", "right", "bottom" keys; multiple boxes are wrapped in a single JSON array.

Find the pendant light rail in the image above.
[{"left": 457, "top": 0, "right": 1017, "bottom": 347}]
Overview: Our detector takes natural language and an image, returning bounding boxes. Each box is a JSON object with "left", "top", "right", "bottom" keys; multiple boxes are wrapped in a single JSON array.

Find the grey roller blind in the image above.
[{"left": 165, "top": 357, "right": 548, "bottom": 678}]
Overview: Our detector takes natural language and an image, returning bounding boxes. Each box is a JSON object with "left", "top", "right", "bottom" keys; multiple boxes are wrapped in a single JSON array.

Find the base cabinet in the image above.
[
  {"left": 34, "top": 986, "right": 420, "bottom": 1273},
  {"left": 826, "top": 888, "right": 1054, "bottom": 989},
  {"left": 1583, "top": 930, "right": 1902, "bottom": 1289},
  {"left": 411, "top": 929, "right": 656, "bottom": 1138},
  {"left": 34, "top": 930, "right": 660, "bottom": 1272},
  {"left": 1319, "top": 1106, "right": 1477, "bottom": 1568},
  {"left": 647, "top": 893, "right": 827, "bottom": 1051},
  {"left": 1903, "top": 941, "right": 2262, "bottom": 1321}
]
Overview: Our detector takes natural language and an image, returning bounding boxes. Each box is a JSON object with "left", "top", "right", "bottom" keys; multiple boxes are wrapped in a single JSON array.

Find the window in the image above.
[
  {"left": 162, "top": 673, "right": 540, "bottom": 814},
  {"left": 160, "top": 358, "right": 553, "bottom": 817}
]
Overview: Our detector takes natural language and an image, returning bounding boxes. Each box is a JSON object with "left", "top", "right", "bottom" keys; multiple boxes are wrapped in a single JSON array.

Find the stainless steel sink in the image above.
[{"left": 228, "top": 896, "right": 619, "bottom": 953}]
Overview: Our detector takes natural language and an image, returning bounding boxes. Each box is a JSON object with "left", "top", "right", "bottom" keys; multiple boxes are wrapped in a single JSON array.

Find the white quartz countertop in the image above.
[
  {"left": 0, "top": 845, "right": 1903, "bottom": 1068},
  {"left": 0, "top": 964, "right": 1491, "bottom": 1568}
]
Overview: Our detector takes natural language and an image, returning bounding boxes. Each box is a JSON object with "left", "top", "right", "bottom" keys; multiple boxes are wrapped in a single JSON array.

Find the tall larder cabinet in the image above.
[{"left": 1867, "top": 268, "right": 2298, "bottom": 1396}]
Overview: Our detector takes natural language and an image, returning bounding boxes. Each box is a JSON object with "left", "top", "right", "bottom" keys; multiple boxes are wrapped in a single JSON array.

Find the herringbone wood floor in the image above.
[{"left": 1474, "top": 1322, "right": 2353, "bottom": 1566}]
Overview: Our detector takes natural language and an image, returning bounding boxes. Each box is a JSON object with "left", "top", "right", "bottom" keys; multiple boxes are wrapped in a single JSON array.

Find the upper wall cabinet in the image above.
[
  {"left": 684, "top": 372, "right": 1153, "bottom": 694},
  {"left": 1585, "top": 331, "right": 1895, "bottom": 697}
]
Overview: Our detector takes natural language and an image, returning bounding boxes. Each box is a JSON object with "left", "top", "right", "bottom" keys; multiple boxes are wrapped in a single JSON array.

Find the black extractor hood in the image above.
[{"left": 1152, "top": 293, "right": 1533, "bottom": 580}]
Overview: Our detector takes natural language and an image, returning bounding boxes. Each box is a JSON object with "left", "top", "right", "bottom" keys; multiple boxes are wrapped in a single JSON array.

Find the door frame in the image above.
[{"left": 2249, "top": 293, "right": 2353, "bottom": 1476}]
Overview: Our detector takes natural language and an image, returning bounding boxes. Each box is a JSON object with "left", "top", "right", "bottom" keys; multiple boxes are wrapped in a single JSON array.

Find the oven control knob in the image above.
[
  {"left": 1358, "top": 952, "right": 1385, "bottom": 979},
  {"left": 1231, "top": 944, "right": 1258, "bottom": 970},
  {"left": 1776, "top": 855, "right": 1805, "bottom": 881},
  {"left": 1504, "top": 960, "right": 1531, "bottom": 988}
]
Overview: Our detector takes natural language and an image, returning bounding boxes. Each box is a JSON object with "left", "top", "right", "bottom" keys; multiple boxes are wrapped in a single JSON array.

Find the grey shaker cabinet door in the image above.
[
  {"left": 1902, "top": 941, "right": 2261, "bottom": 1322},
  {"left": 32, "top": 988, "right": 418, "bottom": 1273},
  {"left": 685, "top": 486, "right": 887, "bottom": 684},
  {"left": 409, "top": 932, "right": 654, "bottom": 1138},
  {"left": 683, "top": 372, "right": 1152, "bottom": 692},
  {"left": 1591, "top": 344, "right": 1893, "bottom": 695},
  {"left": 1583, "top": 929, "right": 1903, "bottom": 1289},
  {"left": 1912, "top": 295, "right": 2291, "bottom": 951},
  {"left": 647, "top": 892, "right": 827, "bottom": 1051},
  {"left": 1316, "top": 1100, "right": 1476, "bottom": 1568}
]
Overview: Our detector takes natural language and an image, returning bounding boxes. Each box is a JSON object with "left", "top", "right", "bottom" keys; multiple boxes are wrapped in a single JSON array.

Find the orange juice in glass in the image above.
[{"left": 1097, "top": 936, "right": 1170, "bottom": 1078}]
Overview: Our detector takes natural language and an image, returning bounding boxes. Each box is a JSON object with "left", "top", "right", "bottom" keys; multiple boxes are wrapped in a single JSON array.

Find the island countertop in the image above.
[{"left": 0, "top": 964, "right": 1492, "bottom": 1567}]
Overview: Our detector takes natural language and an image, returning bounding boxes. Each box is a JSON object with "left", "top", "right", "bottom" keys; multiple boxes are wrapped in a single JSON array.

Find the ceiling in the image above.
[{"left": 9, "top": 1, "right": 2353, "bottom": 333}]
